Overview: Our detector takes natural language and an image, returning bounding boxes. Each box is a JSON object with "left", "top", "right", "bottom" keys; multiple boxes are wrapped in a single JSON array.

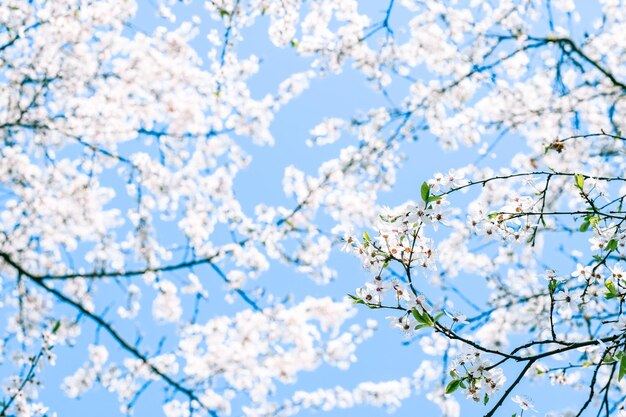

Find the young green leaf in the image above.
[
  {"left": 619, "top": 353, "right": 626, "bottom": 381},
  {"left": 445, "top": 379, "right": 461, "bottom": 394},
  {"left": 579, "top": 220, "right": 590, "bottom": 232},
  {"left": 52, "top": 320, "right": 62, "bottom": 334},
  {"left": 347, "top": 294, "right": 365, "bottom": 305},
  {"left": 420, "top": 182, "right": 430, "bottom": 204},
  {"left": 433, "top": 312, "right": 444, "bottom": 323},
  {"left": 548, "top": 279, "right": 558, "bottom": 294},
  {"left": 574, "top": 173, "right": 585, "bottom": 190},
  {"left": 605, "top": 280, "right": 618, "bottom": 299},
  {"left": 412, "top": 309, "right": 434, "bottom": 326},
  {"left": 362, "top": 231, "right": 371, "bottom": 248}
]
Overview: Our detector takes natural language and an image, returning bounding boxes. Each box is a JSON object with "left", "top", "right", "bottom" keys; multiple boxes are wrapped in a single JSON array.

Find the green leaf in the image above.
[
  {"left": 579, "top": 220, "right": 590, "bottom": 232},
  {"left": 420, "top": 182, "right": 430, "bottom": 204},
  {"left": 218, "top": 8, "right": 230, "bottom": 17},
  {"left": 605, "top": 280, "right": 618, "bottom": 300},
  {"left": 412, "top": 309, "right": 434, "bottom": 327},
  {"left": 604, "top": 355, "right": 617, "bottom": 364},
  {"left": 548, "top": 279, "right": 557, "bottom": 294},
  {"left": 483, "top": 393, "right": 489, "bottom": 405},
  {"left": 605, "top": 292, "right": 617, "bottom": 300},
  {"left": 619, "top": 352, "right": 626, "bottom": 381},
  {"left": 607, "top": 239, "right": 618, "bottom": 251},
  {"left": 362, "top": 231, "right": 371, "bottom": 248},
  {"left": 52, "top": 320, "right": 61, "bottom": 334},
  {"left": 347, "top": 294, "right": 365, "bottom": 305},
  {"left": 290, "top": 39, "right": 299, "bottom": 48},
  {"left": 574, "top": 173, "right": 585, "bottom": 190},
  {"left": 445, "top": 379, "right": 461, "bottom": 394}
]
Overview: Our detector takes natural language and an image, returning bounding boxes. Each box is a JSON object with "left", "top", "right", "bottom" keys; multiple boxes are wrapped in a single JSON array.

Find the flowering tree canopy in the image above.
[{"left": 1, "top": 0, "right": 626, "bottom": 416}]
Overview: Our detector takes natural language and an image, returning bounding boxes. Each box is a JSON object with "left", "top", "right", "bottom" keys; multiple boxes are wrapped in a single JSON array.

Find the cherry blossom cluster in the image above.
[{"left": 447, "top": 350, "right": 506, "bottom": 405}]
